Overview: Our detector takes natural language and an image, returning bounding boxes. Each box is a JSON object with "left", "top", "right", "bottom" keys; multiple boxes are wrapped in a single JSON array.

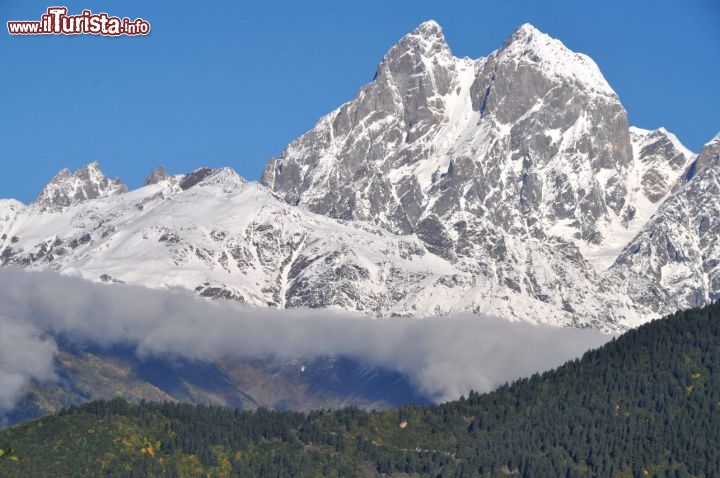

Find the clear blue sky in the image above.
[{"left": 2, "top": 0, "right": 718, "bottom": 203}]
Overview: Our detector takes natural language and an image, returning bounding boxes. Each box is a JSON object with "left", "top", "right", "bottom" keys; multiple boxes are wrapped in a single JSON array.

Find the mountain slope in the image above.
[
  {"left": 4, "top": 343, "right": 426, "bottom": 428},
  {"left": 2, "top": 301, "right": 718, "bottom": 477},
  {"left": 0, "top": 162, "right": 629, "bottom": 329},
  {"left": 610, "top": 136, "right": 720, "bottom": 315},
  {"left": 0, "top": 167, "right": 465, "bottom": 317},
  {"left": 260, "top": 21, "right": 705, "bottom": 328}
]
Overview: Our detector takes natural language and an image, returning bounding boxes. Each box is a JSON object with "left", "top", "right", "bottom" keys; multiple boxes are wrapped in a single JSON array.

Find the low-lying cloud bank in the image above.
[{"left": 0, "top": 268, "right": 614, "bottom": 410}]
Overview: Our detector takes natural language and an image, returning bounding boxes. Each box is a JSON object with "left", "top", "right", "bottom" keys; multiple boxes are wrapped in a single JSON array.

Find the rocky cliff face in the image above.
[
  {"left": 691, "top": 133, "right": 720, "bottom": 178},
  {"left": 144, "top": 165, "right": 169, "bottom": 186},
  {"left": 610, "top": 137, "right": 720, "bottom": 315}
]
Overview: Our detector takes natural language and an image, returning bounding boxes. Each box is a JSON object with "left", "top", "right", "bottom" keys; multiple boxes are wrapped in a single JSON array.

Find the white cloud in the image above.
[
  {"left": 0, "top": 268, "right": 613, "bottom": 407},
  {"left": 0, "top": 316, "right": 57, "bottom": 411}
]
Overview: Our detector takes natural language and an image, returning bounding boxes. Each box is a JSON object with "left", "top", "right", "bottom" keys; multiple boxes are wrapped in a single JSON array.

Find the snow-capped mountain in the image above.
[
  {"left": 34, "top": 161, "right": 127, "bottom": 210},
  {"left": 1, "top": 22, "right": 717, "bottom": 332},
  {"left": 260, "top": 21, "right": 710, "bottom": 328},
  {"left": 261, "top": 22, "right": 688, "bottom": 246},
  {"left": 1, "top": 167, "right": 463, "bottom": 318}
]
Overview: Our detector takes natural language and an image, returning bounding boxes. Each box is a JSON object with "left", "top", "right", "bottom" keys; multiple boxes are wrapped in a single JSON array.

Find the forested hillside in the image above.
[{"left": 2, "top": 302, "right": 719, "bottom": 477}]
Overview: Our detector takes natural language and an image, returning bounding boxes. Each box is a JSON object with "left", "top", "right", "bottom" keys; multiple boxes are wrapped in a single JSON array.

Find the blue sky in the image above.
[{"left": 1, "top": 0, "right": 718, "bottom": 203}]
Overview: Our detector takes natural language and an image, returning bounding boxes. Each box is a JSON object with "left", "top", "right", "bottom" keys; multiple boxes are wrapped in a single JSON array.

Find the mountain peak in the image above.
[
  {"left": 510, "top": 22, "right": 543, "bottom": 40},
  {"left": 495, "top": 23, "right": 615, "bottom": 97},
  {"left": 383, "top": 19, "right": 452, "bottom": 65},
  {"left": 81, "top": 160, "right": 100, "bottom": 171},
  {"left": 35, "top": 162, "right": 127, "bottom": 209},
  {"left": 502, "top": 22, "right": 555, "bottom": 52},
  {"left": 54, "top": 167, "right": 72, "bottom": 179},
  {"left": 144, "top": 165, "right": 169, "bottom": 186},
  {"left": 630, "top": 126, "right": 695, "bottom": 161},
  {"left": 75, "top": 161, "right": 107, "bottom": 183},
  {"left": 705, "top": 132, "right": 720, "bottom": 147},
  {"left": 692, "top": 132, "right": 720, "bottom": 176},
  {"left": 411, "top": 19, "right": 444, "bottom": 39},
  {"left": 178, "top": 167, "right": 244, "bottom": 191}
]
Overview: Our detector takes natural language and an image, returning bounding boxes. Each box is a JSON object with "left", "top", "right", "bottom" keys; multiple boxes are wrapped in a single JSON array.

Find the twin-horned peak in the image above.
[
  {"left": 256, "top": 20, "right": 716, "bottom": 327},
  {"left": 262, "top": 19, "right": 633, "bottom": 242}
]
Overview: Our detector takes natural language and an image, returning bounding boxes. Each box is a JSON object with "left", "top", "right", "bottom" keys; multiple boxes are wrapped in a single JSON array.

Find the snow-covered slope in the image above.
[
  {"left": 0, "top": 161, "right": 632, "bottom": 330},
  {"left": 578, "top": 127, "right": 696, "bottom": 269},
  {"left": 609, "top": 136, "right": 720, "bottom": 319},
  {"left": 1, "top": 165, "right": 471, "bottom": 319}
]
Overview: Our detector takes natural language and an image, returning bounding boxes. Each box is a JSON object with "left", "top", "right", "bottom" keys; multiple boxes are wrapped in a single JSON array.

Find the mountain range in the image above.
[{"left": 1, "top": 21, "right": 718, "bottom": 334}]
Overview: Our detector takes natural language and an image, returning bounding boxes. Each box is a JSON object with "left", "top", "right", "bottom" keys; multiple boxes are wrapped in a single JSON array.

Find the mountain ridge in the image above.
[{"left": 34, "top": 161, "right": 127, "bottom": 210}]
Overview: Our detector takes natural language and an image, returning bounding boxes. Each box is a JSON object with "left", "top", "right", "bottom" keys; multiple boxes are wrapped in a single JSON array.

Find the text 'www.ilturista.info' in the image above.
[{"left": 8, "top": 7, "right": 150, "bottom": 36}]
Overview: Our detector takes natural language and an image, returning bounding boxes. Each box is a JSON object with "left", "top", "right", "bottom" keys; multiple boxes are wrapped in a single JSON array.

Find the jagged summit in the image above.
[
  {"left": 705, "top": 132, "right": 720, "bottom": 147},
  {"left": 494, "top": 22, "right": 615, "bottom": 97},
  {"left": 512, "top": 22, "right": 541, "bottom": 36},
  {"left": 414, "top": 19, "right": 442, "bottom": 33},
  {"left": 501, "top": 22, "right": 548, "bottom": 50},
  {"left": 612, "top": 129, "right": 720, "bottom": 313},
  {"left": 144, "top": 165, "right": 169, "bottom": 186},
  {"left": 627, "top": 126, "right": 695, "bottom": 205},
  {"left": 178, "top": 167, "right": 244, "bottom": 191},
  {"left": 629, "top": 126, "right": 695, "bottom": 161},
  {"left": 35, "top": 161, "right": 127, "bottom": 209},
  {"left": 694, "top": 132, "right": 720, "bottom": 174},
  {"left": 406, "top": 19, "right": 446, "bottom": 47},
  {"left": 400, "top": 19, "right": 447, "bottom": 47},
  {"left": 265, "top": 20, "right": 633, "bottom": 238},
  {"left": 377, "top": 19, "right": 454, "bottom": 80}
]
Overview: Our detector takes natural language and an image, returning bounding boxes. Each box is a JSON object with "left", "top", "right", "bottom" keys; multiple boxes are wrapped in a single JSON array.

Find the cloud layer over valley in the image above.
[{"left": 0, "top": 268, "right": 613, "bottom": 411}]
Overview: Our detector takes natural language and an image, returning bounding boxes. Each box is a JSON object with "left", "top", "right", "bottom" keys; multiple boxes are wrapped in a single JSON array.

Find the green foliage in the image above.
[
  {"left": 0, "top": 447, "right": 18, "bottom": 461},
  {"left": 2, "top": 302, "right": 720, "bottom": 477}
]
